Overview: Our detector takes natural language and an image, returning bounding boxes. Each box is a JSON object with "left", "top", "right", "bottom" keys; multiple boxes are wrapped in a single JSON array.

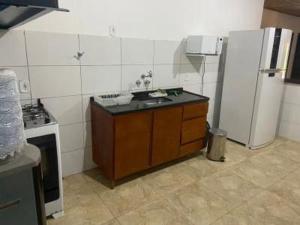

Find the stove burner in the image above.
[{"left": 22, "top": 100, "right": 54, "bottom": 129}]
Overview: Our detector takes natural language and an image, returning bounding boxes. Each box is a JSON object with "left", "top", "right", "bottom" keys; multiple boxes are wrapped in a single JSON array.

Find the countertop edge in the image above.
[
  {"left": 91, "top": 91, "right": 209, "bottom": 115},
  {"left": 0, "top": 144, "right": 41, "bottom": 178}
]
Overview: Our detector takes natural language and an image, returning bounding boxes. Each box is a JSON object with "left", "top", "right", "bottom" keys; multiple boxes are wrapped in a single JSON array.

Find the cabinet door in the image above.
[
  {"left": 151, "top": 106, "right": 183, "bottom": 166},
  {"left": 114, "top": 111, "right": 152, "bottom": 179}
]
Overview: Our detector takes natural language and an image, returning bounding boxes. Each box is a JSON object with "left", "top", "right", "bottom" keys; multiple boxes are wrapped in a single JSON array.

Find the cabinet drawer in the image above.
[
  {"left": 181, "top": 117, "right": 206, "bottom": 144},
  {"left": 0, "top": 169, "right": 38, "bottom": 225},
  {"left": 183, "top": 102, "right": 208, "bottom": 120},
  {"left": 180, "top": 139, "right": 205, "bottom": 157}
]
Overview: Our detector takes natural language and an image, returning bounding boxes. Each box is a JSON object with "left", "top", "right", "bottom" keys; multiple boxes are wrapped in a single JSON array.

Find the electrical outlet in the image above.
[{"left": 19, "top": 80, "right": 30, "bottom": 93}]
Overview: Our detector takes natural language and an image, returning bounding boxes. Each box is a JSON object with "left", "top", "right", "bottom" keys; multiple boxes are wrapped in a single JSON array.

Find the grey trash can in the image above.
[{"left": 207, "top": 128, "right": 227, "bottom": 162}]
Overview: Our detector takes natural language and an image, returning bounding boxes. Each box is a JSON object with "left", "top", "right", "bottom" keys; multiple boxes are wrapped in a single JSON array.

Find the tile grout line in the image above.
[
  {"left": 120, "top": 38, "right": 123, "bottom": 91},
  {"left": 23, "top": 31, "right": 33, "bottom": 104},
  {"left": 77, "top": 34, "right": 87, "bottom": 155}
]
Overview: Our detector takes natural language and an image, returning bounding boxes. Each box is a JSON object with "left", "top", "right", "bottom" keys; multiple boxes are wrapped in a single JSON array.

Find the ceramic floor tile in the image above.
[
  {"left": 142, "top": 165, "right": 195, "bottom": 195},
  {"left": 63, "top": 173, "right": 93, "bottom": 193},
  {"left": 49, "top": 193, "right": 114, "bottom": 225},
  {"left": 210, "top": 204, "right": 257, "bottom": 225},
  {"left": 47, "top": 205, "right": 88, "bottom": 225},
  {"left": 98, "top": 178, "right": 160, "bottom": 217},
  {"left": 82, "top": 169, "right": 112, "bottom": 194},
  {"left": 233, "top": 150, "right": 298, "bottom": 188},
  {"left": 268, "top": 169, "right": 300, "bottom": 214},
  {"left": 212, "top": 193, "right": 300, "bottom": 225},
  {"left": 198, "top": 169, "right": 263, "bottom": 207},
  {"left": 117, "top": 200, "right": 193, "bottom": 225},
  {"left": 99, "top": 219, "right": 121, "bottom": 225},
  {"left": 271, "top": 141, "right": 300, "bottom": 163},
  {"left": 183, "top": 156, "right": 219, "bottom": 179},
  {"left": 167, "top": 183, "right": 230, "bottom": 225},
  {"left": 48, "top": 138, "right": 300, "bottom": 225},
  {"left": 246, "top": 190, "right": 300, "bottom": 224},
  {"left": 202, "top": 142, "right": 254, "bottom": 170}
]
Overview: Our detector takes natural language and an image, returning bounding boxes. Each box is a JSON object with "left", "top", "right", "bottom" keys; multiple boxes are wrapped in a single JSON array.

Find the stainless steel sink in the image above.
[{"left": 142, "top": 97, "right": 172, "bottom": 106}]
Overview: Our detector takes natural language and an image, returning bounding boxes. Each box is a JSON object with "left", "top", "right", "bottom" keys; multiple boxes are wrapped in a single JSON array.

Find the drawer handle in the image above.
[{"left": 0, "top": 199, "right": 21, "bottom": 210}]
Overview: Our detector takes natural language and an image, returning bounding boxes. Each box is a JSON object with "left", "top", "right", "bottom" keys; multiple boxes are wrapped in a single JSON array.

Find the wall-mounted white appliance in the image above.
[
  {"left": 186, "top": 35, "right": 223, "bottom": 55},
  {"left": 220, "top": 27, "right": 292, "bottom": 149}
]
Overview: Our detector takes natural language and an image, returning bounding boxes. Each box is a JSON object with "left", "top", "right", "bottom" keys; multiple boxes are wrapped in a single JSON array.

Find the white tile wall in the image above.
[
  {"left": 29, "top": 66, "right": 81, "bottom": 98},
  {"left": 182, "top": 83, "right": 202, "bottom": 95},
  {"left": 122, "top": 65, "right": 154, "bottom": 91},
  {"left": 83, "top": 147, "right": 97, "bottom": 171},
  {"left": 153, "top": 65, "right": 180, "bottom": 88},
  {"left": 203, "top": 82, "right": 219, "bottom": 100},
  {"left": 61, "top": 149, "right": 84, "bottom": 177},
  {"left": 79, "top": 35, "right": 121, "bottom": 65},
  {"left": 41, "top": 95, "right": 83, "bottom": 125},
  {"left": 121, "top": 38, "right": 154, "bottom": 65},
  {"left": 25, "top": 31, "right": 79, "bottom": 66},
  {"left": 83, "top": 122, "right": 92, "bottom": 148},
  {"left": 279, "top": 84, "right": 300, "bottom": 142},
  {"left": 81, "top": 66, "right": 121, "bottom": 94},
  {"left": 2, "top": 30, "right": 227, "bottom": 176},
  {"left": 283, "top": 84, "right": 300, "bottom": 105},
  {"left": 0, "top": 30, "right": 27, "bottom": 66},
  {"left": 203, "top": 63, "right": 220, "bottom": 83},
  {"left": 281, "top": 103, "right": 300, "bottom": 124},
  {"left": 205, "top": 55, "right": 221, "bottom": 64},
  {"left": 208, "top": 99, "right": 215, "bottom": 120},
  {"left": 179, "top": 63, "right": 203, "bottom": 85},
  {"left": 59, "top": 123, "right": 84, "bottom": 153},
  {"left": 154, "top": 40, "right": 181, "bottom": 64},
  {"left": 279, "top": 122, "right": 300, "bottom": 142},
  {"left": 82, "top": 94, "right": 92, "bottom": 122}
]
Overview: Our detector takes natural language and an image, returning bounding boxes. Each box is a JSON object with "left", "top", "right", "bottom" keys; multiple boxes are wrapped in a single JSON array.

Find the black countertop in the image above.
[{"left": 91, "top": 89, "right": 209, "bottom": 115}]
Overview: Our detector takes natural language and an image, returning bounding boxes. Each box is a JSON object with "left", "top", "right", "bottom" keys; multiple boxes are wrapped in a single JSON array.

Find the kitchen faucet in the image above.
[{"left": 141, "top": 70, "right": 152, "bottom": 79}]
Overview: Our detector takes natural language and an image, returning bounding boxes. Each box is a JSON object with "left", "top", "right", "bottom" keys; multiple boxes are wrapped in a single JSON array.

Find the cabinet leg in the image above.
[{"left": 110, "top": 180, "right": 115, "bottom": 189}]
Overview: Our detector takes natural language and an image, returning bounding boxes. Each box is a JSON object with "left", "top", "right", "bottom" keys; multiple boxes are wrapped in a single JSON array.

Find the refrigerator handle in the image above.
[{"left": 259, "top": 68, "right": 284, "bottom": 73}]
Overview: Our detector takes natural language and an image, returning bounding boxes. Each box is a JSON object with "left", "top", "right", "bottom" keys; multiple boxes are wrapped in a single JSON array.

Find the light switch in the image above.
[{"left": 19, "top": 80, "right": 30, "bottom": 93}]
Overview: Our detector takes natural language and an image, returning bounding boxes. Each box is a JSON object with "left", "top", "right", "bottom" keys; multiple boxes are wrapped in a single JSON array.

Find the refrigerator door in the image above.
[
  {"left": 277, "top": 29, "right": 293, "bottom": 70},
  {"left": 260, "top": 28, "right": 292, "bottom": 72},
  {"left": 249, "top": 72, "right": 284, "bottom": 148}
]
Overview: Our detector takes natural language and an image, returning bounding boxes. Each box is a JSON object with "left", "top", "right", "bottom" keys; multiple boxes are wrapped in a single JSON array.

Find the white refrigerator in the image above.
[{"left": 220, "top": 28, "right": 292, "bottom": 149}]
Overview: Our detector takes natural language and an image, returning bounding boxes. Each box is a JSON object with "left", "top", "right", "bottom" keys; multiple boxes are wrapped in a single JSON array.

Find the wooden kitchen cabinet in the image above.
[
  {"left": 183, "top": 102, "right": 208, "bottom": 120},
  {"left": 114, "top": 112, "right": 152, "bottom": 179},
  {"left": 91, "top": 99, "right": 209, "bottom": 185},
  {"left": 91, "top": 105, "right": 152, "bottom": 181},
  {"left": 181, "top": 117, "right": 207, "bottom": 144},
  {"left": 151, "top": 106, "right": 183, "bottom": 166}
]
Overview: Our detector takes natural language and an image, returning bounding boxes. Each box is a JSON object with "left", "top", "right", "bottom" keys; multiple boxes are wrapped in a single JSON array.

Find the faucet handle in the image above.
[{"left": 136, "top": 80, "right": 141, "bottom": 87}]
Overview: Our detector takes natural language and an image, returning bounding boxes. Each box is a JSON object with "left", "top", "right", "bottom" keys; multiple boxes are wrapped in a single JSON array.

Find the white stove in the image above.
[{"left": 23, "top": 100, "right": 64, "bottom": 218}]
